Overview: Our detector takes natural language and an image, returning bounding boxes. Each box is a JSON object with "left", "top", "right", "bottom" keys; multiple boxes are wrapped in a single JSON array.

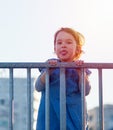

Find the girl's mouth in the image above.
[{"left": 60, "top": 50, "right": 68, "bottom": 55}]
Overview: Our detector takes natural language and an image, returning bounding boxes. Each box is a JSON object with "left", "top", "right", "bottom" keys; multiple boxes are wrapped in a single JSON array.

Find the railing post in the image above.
[
  {"left": 60, "top": 67, "right": 66, "bottom": 130},
  {"left": 27, "top": 68, "right": 32, "bottom": 130},
  {"left": 98, "top": 69, "right": 104, "bottom": 130},
  {"left": 9, "top": 68, "right": 14, "bottom": 130},
  {"left": 81, "top": 68, "right": 86, "bottom": 130},
  {"left": 45, "top": 68, "right": 50, "bottom": 130}
]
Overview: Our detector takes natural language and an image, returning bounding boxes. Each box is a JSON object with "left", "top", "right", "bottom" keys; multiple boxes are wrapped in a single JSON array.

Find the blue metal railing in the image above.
[{"left": 1, "top": 62, "right": 113, "bottom": 130}]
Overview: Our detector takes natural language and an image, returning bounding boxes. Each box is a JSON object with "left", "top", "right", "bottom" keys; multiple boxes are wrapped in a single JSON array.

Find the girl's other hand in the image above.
[
  {"left": 74, "top": 60, "right": 84, "bottom": 66},
  {"left": 48, "top": 59, "right": 58, "bottom": 66}
]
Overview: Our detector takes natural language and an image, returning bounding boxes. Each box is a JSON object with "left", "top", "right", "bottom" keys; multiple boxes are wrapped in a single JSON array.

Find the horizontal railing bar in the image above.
[{"left": 0, "top": 62, "right": 113, "bottom": 69}]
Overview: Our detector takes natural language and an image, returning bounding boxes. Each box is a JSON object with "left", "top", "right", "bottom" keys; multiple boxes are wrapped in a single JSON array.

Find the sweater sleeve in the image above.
[
  {"left": 78, "top": 69, "right": 91, "bottom": 96},
  {"left": 84, "top": 69, "right": 91, "bottom": 96},
  {"left": 35, "top": 69, "right": 46, "bottom": 92},
  {"left": 35, "top": 58, "right": 58, "bottom": 92}
]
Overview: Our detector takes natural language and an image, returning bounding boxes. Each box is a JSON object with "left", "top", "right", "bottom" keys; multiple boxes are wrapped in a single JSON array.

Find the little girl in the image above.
[{"left": 35, "top": 27, "right": 91, "bottom": 130}]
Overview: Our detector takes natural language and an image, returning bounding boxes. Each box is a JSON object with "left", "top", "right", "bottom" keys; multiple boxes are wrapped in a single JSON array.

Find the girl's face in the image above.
[{"left": 54, "top": 31, "right": 77, "bottom": 62}]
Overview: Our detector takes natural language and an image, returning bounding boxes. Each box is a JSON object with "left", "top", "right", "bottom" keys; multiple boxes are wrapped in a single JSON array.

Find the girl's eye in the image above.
[
  {"left": 67, "top": 41, "right": 72, "bottom": 44},
  {"left": 57, "top": 41, "right": 62, "bottom": 45}
]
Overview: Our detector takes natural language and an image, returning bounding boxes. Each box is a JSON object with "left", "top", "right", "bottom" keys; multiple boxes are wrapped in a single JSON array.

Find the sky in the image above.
[{"left": 0, "top": 0, "right": 113, "bottom": 109}]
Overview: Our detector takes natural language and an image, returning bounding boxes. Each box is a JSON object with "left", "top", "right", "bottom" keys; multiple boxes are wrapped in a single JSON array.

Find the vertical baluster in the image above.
[
  {"left": 9, "top": 68, "right": 14, "bottom": 130},
  {"left": 81, "top": 68, "right": 86, "bottom": 130},
  {"left": 98, "top": 69, "right": 104, "bottom": 130},
  {"left": 45, "top": 68, "right": 50, "bottom": 130},
  {"left": 60, "top": 67, "right": 66, "bottom": 130},
  {"left": 27, "top": 68, "right": 32, "bottom": 130}
]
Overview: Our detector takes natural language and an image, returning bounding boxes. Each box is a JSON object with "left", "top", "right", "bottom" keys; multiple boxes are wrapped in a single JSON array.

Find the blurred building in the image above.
[
  {"left": 0, "top": 78, "right": 38, "bottom": 130},
  {"left": 88, "top": 104, "right": 113, "bottom": 130}
]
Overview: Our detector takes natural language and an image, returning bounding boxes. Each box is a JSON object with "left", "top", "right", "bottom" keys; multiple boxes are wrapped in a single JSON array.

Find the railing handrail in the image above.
[{"left": 0, "top": 62, "right": 113, "bottom": 69}]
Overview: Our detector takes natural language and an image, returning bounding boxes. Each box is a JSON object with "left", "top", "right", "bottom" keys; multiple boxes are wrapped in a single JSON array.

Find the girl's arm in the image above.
[
  {"left": 84, "top": 72, "right": 91, "bottom": 96},
  {"left": 78, "top": 69, "right": 91, "bottom": 96},
  {"left": 74, "top": 60, "right": 91, "bottom": 96},
  {"left": 35, "top": 70, "right": 46, "bottom": 92},
  {"left": 35, "top": 59, "right": 58, "bottom": 92}
]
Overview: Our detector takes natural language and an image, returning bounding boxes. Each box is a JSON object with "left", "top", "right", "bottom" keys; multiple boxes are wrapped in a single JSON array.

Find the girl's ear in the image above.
[{"left": 75, "top": 45, "right": 82, "bottom": 58}]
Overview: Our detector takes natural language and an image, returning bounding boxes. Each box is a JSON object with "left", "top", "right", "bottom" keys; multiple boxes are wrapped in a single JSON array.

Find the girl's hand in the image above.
[
  {"left": 74, "top": 60, "right": 84, "bottom": 66},
  {"left": 48, "top": 59, "right": 58, "bottom": 66}
]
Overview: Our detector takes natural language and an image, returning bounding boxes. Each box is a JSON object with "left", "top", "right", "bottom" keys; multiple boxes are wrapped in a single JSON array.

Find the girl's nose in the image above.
[{"left": 61, "top": 42, "right": 66, "bottom": 48}]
